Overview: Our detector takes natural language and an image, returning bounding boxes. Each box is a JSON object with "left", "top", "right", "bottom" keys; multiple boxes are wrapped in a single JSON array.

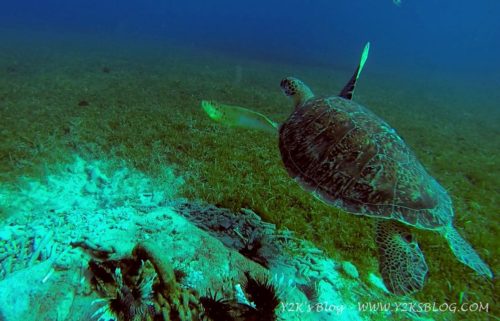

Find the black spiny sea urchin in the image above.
[
  {"left": 200, "top": 290, "right": 234, "bottom": 321},
  {"left": 243, "top": 272, "right": 280, "bottom": 321},
  {"left": 90, "top": 260, "right": 157, "bottom": 321}
]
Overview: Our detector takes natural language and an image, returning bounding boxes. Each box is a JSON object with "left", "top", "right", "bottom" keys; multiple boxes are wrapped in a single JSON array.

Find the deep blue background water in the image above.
[{"left": 1, "top": 0, "right": 499, "bottom": 89}]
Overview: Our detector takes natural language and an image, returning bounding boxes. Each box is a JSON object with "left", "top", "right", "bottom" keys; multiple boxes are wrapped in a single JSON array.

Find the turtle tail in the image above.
[
  {"left": 443, "top": 225, "right": 493, "bottom": 279},
  {"left": 375, "top": 219, "right": 428, "bottom": 295}
]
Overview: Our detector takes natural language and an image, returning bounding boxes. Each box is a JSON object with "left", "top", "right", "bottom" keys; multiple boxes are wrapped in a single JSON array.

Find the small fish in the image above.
[{"left": 201, "top": 100, "right": 278, "bottom": 134}]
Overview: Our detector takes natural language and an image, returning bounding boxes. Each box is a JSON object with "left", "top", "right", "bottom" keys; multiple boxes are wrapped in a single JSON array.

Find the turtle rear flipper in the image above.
[
  {"left": 201, "top": 100, "right": 278, "bottom": 134},
  {"left": 443, "top": 226, "right": 493, "bottom": 279},
  {"left": 375, "top": 220, "right": 429, "bottom": 295}
]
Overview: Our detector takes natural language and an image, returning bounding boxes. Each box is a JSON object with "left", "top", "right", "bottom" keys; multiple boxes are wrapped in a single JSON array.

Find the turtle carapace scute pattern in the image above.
[{"left": 279, "top": 96, "right": 450, "bottom": 230}]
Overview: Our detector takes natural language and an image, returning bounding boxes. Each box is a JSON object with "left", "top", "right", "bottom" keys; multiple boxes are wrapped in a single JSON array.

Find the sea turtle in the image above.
[{"left": 200, "top": 43, "right": 493, "bottom": 294}]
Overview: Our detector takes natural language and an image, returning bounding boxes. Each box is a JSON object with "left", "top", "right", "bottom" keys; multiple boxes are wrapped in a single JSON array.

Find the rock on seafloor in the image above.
[{"left": 0, "top": 156, "right": 430, "bottom": 321}]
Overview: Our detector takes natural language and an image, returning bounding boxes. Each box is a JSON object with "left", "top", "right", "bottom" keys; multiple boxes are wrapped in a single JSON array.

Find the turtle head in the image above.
[{"left": 280, "top": 77, "right": 315, "bottom": 108}]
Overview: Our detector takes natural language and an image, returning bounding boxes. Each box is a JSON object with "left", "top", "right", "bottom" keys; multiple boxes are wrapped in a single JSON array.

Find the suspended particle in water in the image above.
[{"left": 393, "top": 0, "right": 402, "bottom": 7}]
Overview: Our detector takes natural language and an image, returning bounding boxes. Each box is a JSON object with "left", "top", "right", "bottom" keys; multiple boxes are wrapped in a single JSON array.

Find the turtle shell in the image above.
[{"left": 278, "top": 96, "right": 452, "bottom": 230}]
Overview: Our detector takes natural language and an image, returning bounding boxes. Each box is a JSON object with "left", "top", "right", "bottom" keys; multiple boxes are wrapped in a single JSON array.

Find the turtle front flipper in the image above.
[
  {"left": 201, "top": 100, "right": 278, "bottom": 134},
  {"left": 339, "top": 42, "right": 370, "bottom": 100},
  {"left": 442, "top": 225, "right": 493, "bottom": 279},
  {"left": 375, "top": 219, "right": 429, "bottom": 295}
]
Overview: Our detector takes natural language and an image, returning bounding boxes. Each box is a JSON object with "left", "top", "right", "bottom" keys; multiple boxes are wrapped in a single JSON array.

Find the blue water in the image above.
[{"left": 2, "top": 1, "right": 500, "bottom": 76}]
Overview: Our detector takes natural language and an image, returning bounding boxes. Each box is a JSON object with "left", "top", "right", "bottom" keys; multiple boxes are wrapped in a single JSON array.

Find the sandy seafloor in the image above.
[{"left": 0, "top": 30, "right": 498, "bottom": 321}]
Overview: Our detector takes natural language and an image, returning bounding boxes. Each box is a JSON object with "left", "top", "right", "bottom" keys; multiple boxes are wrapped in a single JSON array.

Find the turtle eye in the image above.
[{"left": 403, "top": 233, "right": 413, "bottom": 243}]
